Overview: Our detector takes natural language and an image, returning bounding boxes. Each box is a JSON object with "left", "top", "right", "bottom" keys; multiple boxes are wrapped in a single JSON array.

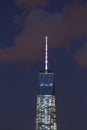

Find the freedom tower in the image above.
[{"left": 36, "top": 37, "right": 57, "bottom": 130}]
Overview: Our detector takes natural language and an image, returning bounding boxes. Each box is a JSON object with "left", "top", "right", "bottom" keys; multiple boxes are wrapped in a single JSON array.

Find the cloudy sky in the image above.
[{"left": 0, "top": 0, "right": 87, "bottom": 130}]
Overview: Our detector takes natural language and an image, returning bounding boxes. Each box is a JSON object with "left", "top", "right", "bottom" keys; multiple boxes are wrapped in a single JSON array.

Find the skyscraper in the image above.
[{"left": 36, "top": 37, "right": 57, "bottom": 130}]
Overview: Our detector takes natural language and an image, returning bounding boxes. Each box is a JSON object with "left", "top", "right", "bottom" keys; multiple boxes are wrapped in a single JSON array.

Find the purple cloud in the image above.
[
  {"left": 13, "top": 0, "right": 49, "bottom": 8},
  {"left": 74, "top": 43, "right": 87, "bottom": 67},
  {"left": 0, "top": 2, "right": 87, "bottom": 67}
]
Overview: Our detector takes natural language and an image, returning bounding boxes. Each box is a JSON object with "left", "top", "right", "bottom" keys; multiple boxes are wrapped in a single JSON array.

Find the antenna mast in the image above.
[{"left": 45, "top": 36, "right": 48, "bottom": 72}]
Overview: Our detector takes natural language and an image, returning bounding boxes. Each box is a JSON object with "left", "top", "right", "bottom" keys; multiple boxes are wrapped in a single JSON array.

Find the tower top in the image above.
[{"left": 45, "top": 36, "right": 48, "bottom": 72}]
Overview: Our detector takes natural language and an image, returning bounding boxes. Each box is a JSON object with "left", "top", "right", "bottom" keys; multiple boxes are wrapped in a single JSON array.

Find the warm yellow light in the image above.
[{"left": 36, "top": 95, "right": 57, "bottom": 130}]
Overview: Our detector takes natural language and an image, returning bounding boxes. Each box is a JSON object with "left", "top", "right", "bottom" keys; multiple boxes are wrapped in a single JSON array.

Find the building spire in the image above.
[{"left": 45, "top": 36, "right": 48, "bottom": 72}]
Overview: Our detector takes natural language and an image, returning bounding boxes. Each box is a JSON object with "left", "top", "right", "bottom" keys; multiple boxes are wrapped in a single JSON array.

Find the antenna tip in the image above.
[{"left": 45, "top": 36, "right": 48, "bottom": 42}]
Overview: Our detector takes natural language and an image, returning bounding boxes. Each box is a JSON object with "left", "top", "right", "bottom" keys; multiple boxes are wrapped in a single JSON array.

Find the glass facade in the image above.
[
  {"left": 38, "top": 73, "right": 55, "bottom": 95},
  {"left": 36, "top": 72, "right": 57, "bottom": 130}
]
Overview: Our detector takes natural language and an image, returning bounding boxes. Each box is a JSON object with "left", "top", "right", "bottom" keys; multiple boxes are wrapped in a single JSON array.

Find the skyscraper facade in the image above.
[{"left": 36, "top": 37, "right": 57, "bottom": 130}]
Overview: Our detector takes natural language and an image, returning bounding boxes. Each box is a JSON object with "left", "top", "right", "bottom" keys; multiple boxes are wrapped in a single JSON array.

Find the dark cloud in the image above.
[
  {"left": 0, "top": 2, "right": 87, "bottom": 67},
  {"left": 74, "top": 43, "right": 87, "bottom": 67},
  {"left": 13, "top": 0, "right": 49, "bottom": 8},
  {"left": 12, "top": 15, "right": 22, "bottom": 24}
]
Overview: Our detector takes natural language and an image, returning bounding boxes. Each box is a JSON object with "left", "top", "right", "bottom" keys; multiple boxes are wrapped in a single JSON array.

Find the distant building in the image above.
[{"left": 36, "top": 37, "right": 57, "bottom": 130}]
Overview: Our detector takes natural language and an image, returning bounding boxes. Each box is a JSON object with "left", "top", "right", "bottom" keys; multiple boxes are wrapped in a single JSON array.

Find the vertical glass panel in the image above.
[{"left": 38, "top": 73, "right": 55, "bottom": 95}]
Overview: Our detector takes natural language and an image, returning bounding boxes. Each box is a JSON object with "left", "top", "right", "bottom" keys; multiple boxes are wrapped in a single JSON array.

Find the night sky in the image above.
[{"left": 0, "top": 0, "right": 87, "bottom": 130}]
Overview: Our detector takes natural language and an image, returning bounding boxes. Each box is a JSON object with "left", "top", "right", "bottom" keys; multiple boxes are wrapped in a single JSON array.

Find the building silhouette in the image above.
[{"left": 36, "top": 37, "right": 57, "bottom": 130}]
